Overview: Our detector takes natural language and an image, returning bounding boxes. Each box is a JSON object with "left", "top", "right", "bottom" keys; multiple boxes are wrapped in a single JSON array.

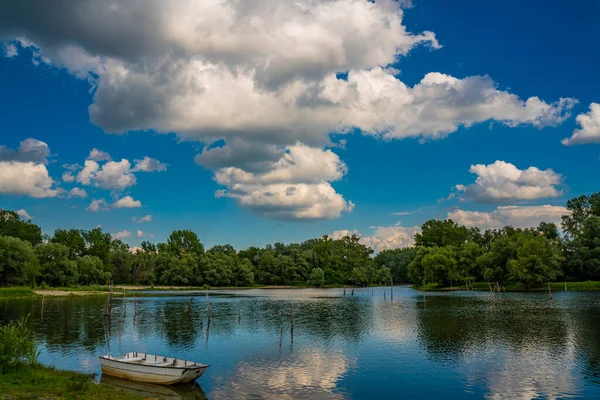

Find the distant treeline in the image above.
[{"left": 0, "top": 191, "right": 599, "bottom": 288}]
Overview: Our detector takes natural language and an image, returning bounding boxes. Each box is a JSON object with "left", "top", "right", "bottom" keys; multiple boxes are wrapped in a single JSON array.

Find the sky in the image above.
[{"left": 0, "top": 0, "right": 599, "bottom": 251}]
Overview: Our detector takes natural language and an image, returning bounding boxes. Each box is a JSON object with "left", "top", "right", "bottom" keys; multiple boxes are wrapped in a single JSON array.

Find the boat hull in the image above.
[{"left": 100, "top": 356, "right": 207, "bottom": 385}]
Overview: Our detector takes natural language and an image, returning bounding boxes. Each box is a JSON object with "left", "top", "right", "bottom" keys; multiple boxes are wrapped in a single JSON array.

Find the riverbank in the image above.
[
  {"left": 0, "top": 284, "right": 346, "bottom": 298},
  {"left": 0, "top": 364, "right": 145, "bottom": 400},
  {"left": 413, "top": 281, "right": 600, "bottom": 291}
]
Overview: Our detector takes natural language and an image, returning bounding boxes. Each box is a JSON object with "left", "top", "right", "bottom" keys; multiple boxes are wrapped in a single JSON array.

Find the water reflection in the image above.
[
  {"left": 209, "top": 348, "right": 351, "bottom": 399},
  {"left": 0, "top": 289, "right": 599, "bottom": 399},
  {"left": 100, "top": 374, "right": 207, "bottom": 399}
]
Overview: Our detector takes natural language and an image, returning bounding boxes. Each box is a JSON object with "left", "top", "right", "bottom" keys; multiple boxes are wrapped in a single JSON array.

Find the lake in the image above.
[{"left": 1, "top": 287, "right": 600, "bottom": 399}]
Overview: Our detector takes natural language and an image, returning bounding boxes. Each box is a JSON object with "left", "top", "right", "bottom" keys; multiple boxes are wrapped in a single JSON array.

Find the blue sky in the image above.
[{"left": 0, "top": 0, "right": 599, "bottom": 251}]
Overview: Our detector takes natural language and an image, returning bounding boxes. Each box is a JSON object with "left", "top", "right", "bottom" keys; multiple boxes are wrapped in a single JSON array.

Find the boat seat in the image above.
[
  {"left": 123, "top": 357, "right": 145, "bottom": 362},
  {"left": 152, "top": 361, "right": 175, "bottom": 367}
]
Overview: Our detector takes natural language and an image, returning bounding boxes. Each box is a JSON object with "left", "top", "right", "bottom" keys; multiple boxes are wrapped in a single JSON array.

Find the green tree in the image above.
[
  {"left": 374, "top": 247, "right": 416, "bottom": 284},
  {"left": 562, "top": 192, "right": 600, "bottom": 237},
  {"left": 76, "top": 255, "right": 106, "bottom": 285},
  {"left": 415, "top": 219, "right": 471, "bottom": 248},
  {"left": 131, "top": 251, "right": 156, "bottom": 285},
  {"left": 563, "top": 215, "right": 600, "bottom": 280},
  {"left": 232, "top": 257, "right": 254, "bottom": 286},
  {"left": 166, "top": 230, "right": 204, "bottom": 257},
  {"left": 0, "top": 209, "right": 43, "bottom": 245},
  {"left": 51, "top": 229, "right": 86, "bottom": 258},
  {"left": 308, "top": 267, "right": 325, "bottom": 287},
  {"left": 35, "top": 243, "right": 77, "bottom": 286},
  {"left": 507, "top": 231, "right": 563, "bottom": 287},
  {"left": 420, "top": 246, "right": 459, "bottom": 286},
  {"left": 0, "top": 235, "right": 38, "bottom": 286}
]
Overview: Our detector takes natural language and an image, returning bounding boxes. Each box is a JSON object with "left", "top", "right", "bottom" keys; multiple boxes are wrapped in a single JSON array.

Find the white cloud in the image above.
[
  {"left": 454, "top": 161, "right": 563, "bottom": 203},
  {"left": 0, "top": 138, "right": 50, "bottom": 164},
  {"left": 86, "top": 199, "right": 108, "bottom": 212},
  {"left": 94, "top": 159, "right": 136, "bottom": 190},
  {"left": 133, "top": 214, "right": 152, "bottom": 223},
  {"left": 112, "top": 230, "right": 131, "bottom": 240},
  {"left": 332, "top": 223, "right": 420, "bottom": 252},
  {"left": 68, "top": 187, "right": 88, "bottom": 198},
  {"left": 16, "top": 209, "right": 32, "bottom": 220},
  {"left": 214, "top": 143, "right": 353, "bottom": 220},
  {"left": 62, "top": 171, "right": 75, "bottom": 182},
  {"left": 136, "top": 230, "right": 144, "bottom": 238},
  {"left": 448, "top": 205, "right": 570, "bottom": 230},
  {"left": 76, "top": 160, "right": 99, "bottom": 185},
  {"left": 0, "top": 161, "right": 60, "bottom": 198},
  {"left": 3, "top": 1, "right": 576, "bottom": 220},
  {"left": 87, "top": 148, "right": 111, "bottom": 161},
  {"left": 562, "top": 102, "right": 600, "bottom": 146},
  {"left": 4, "top": 43, "right": 18, "bottom": 57},
  {"left": 114, "top": 195, "right": 142, "bottom": 208},
  {"left": 132, "top": 156, "right": 167, "bottom": 172}
]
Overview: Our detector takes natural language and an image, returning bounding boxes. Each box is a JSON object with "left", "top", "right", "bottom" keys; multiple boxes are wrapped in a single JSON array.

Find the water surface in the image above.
[{"left": 1, "top": 287, "right": 599, "bottom": 399}]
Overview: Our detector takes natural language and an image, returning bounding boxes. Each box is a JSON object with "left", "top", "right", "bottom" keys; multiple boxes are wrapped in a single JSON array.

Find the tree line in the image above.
[
  {"left": 0, "top": 209, "right": 391, "bottom": 287},
  {"left": 0, "top": 191, "right": 598, "bottom": 288}
]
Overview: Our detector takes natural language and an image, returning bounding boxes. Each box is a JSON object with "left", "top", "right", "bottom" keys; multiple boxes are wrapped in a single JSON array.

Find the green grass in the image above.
[
  {"left": 413, "top": 281, "right": 600, "bottom": 291},
  {"left": 0, "top": 287, "right": 36, "bottom": 299},
  {"left": 0, "top": 364, "right": 145, "bottom": 400}
]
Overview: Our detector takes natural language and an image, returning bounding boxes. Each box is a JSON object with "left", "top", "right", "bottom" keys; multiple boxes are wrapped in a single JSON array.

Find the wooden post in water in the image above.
[
  {"left": 391, "top": 279, "right": 393, "bottom": 301},
  {"left": 206, "top": 292, "right": 211, "bottom": 322},
  {"left": 237, "top": 303, "right": 241, "bottom": 324},
  {"left": 351, "top": 287, "right": 355, "bottom": 296},
  {"left": 123, "top": 290, "right": 126, "bottom": 316},
  {"left": 384, "top": 286, "right": 386, "bottom": 300},
  {"left": 564, "top": 281, "right": 568, "bottom": 291},
  {"left": 104, "top": 281, "right": 113, "bottom": 317},
  {"left": 548, "top": 282, "right": 553, "bottom": 300},
  {"left": 343, "top": 287, "right": 346, "bottom": 296},
  {"left": 186, "top": 296, "right": 194, "bottom": 316},
  {"left": 41, "top": 294, "right": 45, "bottom": 318},
  {"left": 289, "top": 301, "right": 295, "bottom": 333}
]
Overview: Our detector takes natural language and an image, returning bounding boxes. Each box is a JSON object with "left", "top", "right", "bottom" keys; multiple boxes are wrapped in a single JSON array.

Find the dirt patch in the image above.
[{"left": 34, "top": 290, "right": 105, "bottom": 297}]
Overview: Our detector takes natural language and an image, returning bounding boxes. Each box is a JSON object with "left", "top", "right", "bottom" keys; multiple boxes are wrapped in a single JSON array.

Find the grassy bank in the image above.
[
  {"left": 0, "top": 287, "right": 36, "bottom": 299},
  {"left": 412, "top": 281, "right": 600, "bottom": 291},
  {"left": 0, "top": 364, "right": 145, "bottom": 400}
]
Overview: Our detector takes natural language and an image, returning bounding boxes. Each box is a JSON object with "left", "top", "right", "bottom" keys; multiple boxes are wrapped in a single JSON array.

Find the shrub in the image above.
[{"left": 0, "top": 316, "right": 38, "bottom": 373}]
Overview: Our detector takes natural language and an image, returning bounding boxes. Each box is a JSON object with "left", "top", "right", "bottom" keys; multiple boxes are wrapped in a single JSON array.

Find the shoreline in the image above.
[{"left": 2, "top": 281, "right": 600, "bottom": 299}]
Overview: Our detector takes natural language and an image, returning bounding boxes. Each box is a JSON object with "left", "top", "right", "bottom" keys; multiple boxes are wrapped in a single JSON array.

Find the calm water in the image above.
[{"left": 1, "top": 287, "right": 600, "bottom": 399}]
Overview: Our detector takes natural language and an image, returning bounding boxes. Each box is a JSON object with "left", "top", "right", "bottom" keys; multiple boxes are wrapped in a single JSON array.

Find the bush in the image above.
[{"left": 0, "top": 316, "right": 38, "bottom": 373}]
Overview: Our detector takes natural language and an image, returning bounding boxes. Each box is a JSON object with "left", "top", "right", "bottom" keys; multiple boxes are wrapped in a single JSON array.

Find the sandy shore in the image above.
[{"left": 34, "top": 290, "right": 106, "bottom": 297}]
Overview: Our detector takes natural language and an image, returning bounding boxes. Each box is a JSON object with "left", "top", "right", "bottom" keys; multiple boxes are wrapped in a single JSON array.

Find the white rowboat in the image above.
[{"left": 100, "top": 352, "right": 209, "bottom": 385}]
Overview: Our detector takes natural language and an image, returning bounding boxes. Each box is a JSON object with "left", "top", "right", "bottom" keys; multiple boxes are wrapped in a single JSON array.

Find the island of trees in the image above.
[{"left": 0, "top": 191, "right": 599, "bottom": 289}]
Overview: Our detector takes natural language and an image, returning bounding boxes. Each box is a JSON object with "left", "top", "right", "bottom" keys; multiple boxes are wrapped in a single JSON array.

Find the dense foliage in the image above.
[
  {"left": 0, "top": 191, "right": 599, "bottom": 289},
  {"left": 0, "top": 317, "right": 38, "bottom": 373}
]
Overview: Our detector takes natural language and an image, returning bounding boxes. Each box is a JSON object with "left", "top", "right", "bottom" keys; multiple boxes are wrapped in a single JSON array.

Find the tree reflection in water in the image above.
[{"left": 0, "top": 289, "right": 599, "bottom": 399}]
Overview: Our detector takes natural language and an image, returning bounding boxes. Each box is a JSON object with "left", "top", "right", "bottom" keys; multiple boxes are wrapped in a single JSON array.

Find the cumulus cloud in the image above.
[
  {"left": 87, "top": 148, "right": 111, "bottom": 161},
  {"left": 215, "top": 143, "right": 353, "bottom": 220},
  {"left": 62, "top": 171, "right": 75, "bottom": 182},
  {"left": 1, "top": 1, "right": 576, "bottom": 220},
  {"left": 76, "top": 160, "right": 99, "bottom": 185},
  {"left": 133, "top": 214, "right": 152, "bottom": 223},
  {"left": 454, "top": 161, "right": 563, "bottom": 203},
  {"left": 0, "top": 138, "right": 50, "bottom": 164},
  {"left": 3, "top": 43, "right": 17, "bottom": 57},
  {"left": 93, "top": 159, "right": 136, "bottom": 190},
  {"left": 332, "top": 223, "right": 420, "bottom": 252},
  {"left": 114, "top": 195, "right": 142, "bottom": 208},
  {"left": 68, "top": 187, "right": 88, "bottom": 198},
  {"left": 447, "top": 205, "right": 570, "bottom": 230},
  {"left": 0, "top": 161, "right": 60, "bottom": 198},
  {"left": 562, "top": 102, "right": 600, "bottom": 146},
  {"left": 76, "top": 159, "right": 136, "bottom": 190},
  {"left": 86, "top": 199, "right": 108, "bottom": 212},
  {"left": 112, "top": 230, "right": 131, "bottom": 240},
  {"left": 16, "top": 209, "right": 32, "bottom": 220},
  {"left": 132, "top": 156, "right": 167, "bottom": 172}
]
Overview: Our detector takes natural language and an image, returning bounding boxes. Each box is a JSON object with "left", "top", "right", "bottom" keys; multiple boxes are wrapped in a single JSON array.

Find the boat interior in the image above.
[{"left": 104, "top": 352, "right": 207, "bottom": 368}]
